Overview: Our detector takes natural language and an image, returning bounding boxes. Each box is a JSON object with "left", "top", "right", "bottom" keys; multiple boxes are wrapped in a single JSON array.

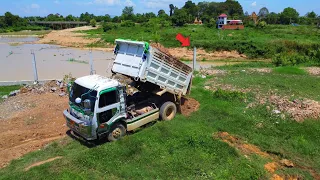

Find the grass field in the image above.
[
  {"left": 0, "top": 30, "right": 51, "bottom": 36},
  {"left": 82, "top": 24, "right": 320, "bottom": 59},
  {"left": 0, "top": 85, "right": 21, "bottom": 101},
  {"left": 0, "top": 64, "right": 319, "bottom": 179}
]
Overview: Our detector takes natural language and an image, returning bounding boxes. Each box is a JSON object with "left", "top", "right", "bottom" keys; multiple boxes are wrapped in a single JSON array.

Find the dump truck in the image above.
[{"left": 63, "top": 39, "right": 193, "bottom": 141}]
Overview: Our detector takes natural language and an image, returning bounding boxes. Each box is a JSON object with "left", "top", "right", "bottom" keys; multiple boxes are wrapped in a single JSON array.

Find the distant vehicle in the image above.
[{"left": 63, "top": 39, "right": 193, "bottom": 141}]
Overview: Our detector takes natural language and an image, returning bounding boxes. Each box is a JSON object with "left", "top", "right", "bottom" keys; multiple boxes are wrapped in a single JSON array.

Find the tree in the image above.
[
  {"left": 171, "top": 8, "right": 188, "bottom": 26},
  {"left": 244, "top": 11, "right": 249, "bottom": 17},
  {"left": 80, "top": 12, "right": 94, "bottom": 23},
  {"left": 104, "top": 14, "right": 111, "bottom": 22},
  {"left": 90, "top": 19, "right": 96, "bottom": 27},
  {"left": 122, "top": 6, "right": 134, "bottom": 20},
  {"left": 65, "top": 15, "right": 75, "bottom": 21},
  {"left": 112, "top": 16, "right": 121, "bottom": 23},
  {"left": 158, "top": 9, "right": 168, "bottom": 18},
  {"left": 266, "top": 12, "right": 279, "bottom": 24},
  {"left": 4, "top": 12, "right": 19, "bottom": 26},
  {"left": 258, "top": 7, "right": 269, "bottom": 19},
  {"left": 224, "top": 0, "right": 244, "bottom": 17},
  {"left": 183, "top": 0, "right": 198, "bottom": 18},
  {"left": 169, "top": 4, "right": 174, "bottom": 16},
  {"left": 306, "top": 11, "right": 317, "bottom": 19},
  {"left": 280, "top": 7, "right": 299, "bottom": 24}
]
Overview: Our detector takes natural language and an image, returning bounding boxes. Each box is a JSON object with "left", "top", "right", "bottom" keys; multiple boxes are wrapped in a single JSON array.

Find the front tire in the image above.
[
  {"left": 107, "top": 124, "right": 126, "bottom": 142},
  {"left": 160, "top": 102, "right": 177, "bottom": 121}
]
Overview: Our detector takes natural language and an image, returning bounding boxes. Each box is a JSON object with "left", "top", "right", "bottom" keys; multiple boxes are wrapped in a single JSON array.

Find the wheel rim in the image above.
[
  {"left": 112, "top": 128, "right": 122, "bottom": 139},
  {"left": 166, "top": 106, "right": 175, "bottom": 120}
]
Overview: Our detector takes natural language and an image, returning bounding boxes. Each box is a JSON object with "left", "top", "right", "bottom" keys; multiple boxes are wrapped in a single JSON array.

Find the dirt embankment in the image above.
[
  {"left": 0, "top": 82, "right": 68, "bottom": 168},
  {"left": 37, "top": 26, "right": 108, "bottom": 49}
]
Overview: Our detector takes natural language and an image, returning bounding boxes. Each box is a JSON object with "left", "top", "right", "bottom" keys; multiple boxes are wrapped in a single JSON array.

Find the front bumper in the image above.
[{"left": 63, "top": 110, "right": 96, "bottom": 140}]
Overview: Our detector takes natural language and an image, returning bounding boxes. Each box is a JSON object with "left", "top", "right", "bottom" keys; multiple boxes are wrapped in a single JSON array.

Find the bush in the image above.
[
  {"left": 213, "top": 89, "right": 246, "bottom": 101},
  {"left": 257, "top": 21, "right": 267, "bottom": 28},
  {"left": 121, "top": 20, "right": 135, "bottom": 27},
  {"left": 206, "top": 18, "right": 216, "bottom": 28},
  {"left": 90, "top": 19, "right": 97, "bottom": 27},
  {"left": 102, "top": 23, "right": 115, "bottom": 32},
  {"left": 272, "top": 53, "right": 310, "bottom": 66}
]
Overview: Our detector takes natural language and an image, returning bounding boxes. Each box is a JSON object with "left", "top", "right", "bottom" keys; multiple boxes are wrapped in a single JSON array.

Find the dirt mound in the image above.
[
  {"left": 0, "top": 93, "right": 68, "bottom": 168},
  {"left": 150, "top": 43, "right": 171, "bottom": 55},
  {"left": 25, "top": 156, "right": 62, "bottom": 171},
  {"left": 37, "top": 26, "right": 101, "bottom": 48},
  {"left": 181, "top": 97, "right": 200, "bottom": 117},
  {"left": 267, "top": 95, "right": 320, "bottom": 122},
  {"left": 168, "top": 48, "right": 246, "bottom": 60},
  {"left": 305, "top": 67, "right": 320, "bottom": 76}
]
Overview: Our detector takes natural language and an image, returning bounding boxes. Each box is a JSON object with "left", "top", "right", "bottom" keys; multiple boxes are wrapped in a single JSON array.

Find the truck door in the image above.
[{"left": 96, "top": 88, "right": 120, "bottom": 134}]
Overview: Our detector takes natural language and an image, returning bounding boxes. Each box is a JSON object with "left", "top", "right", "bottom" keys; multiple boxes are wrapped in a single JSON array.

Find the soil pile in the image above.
[
  {"left": 305, "top": 67, "right": 320, "bottom": 76},
  {"left": 266, "top": 95, "right": 320, "bottom": 122},
  {"left": 0, "top": 92, "right": 68, "bottom": 168},
  {"left": 168, "top": 48, "right": 246, "bottom": 60},
  {"left": 180, "top": 97, "right": 200, "bottom": 117}
]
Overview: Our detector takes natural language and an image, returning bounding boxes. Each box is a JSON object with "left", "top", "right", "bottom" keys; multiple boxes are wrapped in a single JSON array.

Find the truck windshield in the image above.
[{"left": 69, "top": 83, "right": 97, "bottom": 112}]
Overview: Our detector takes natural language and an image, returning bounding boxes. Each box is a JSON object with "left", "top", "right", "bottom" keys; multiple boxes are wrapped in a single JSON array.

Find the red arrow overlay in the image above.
[{"left": 176, "top": 33, "right": 190, "bottom": 47}]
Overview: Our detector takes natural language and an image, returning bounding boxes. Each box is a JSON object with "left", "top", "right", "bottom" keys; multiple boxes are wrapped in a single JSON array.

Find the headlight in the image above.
[{"left": 83, "top": 99, "right": 91, "bottom": 109}]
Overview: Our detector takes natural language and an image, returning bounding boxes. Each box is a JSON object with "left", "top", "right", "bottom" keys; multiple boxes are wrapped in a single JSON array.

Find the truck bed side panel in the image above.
[{"left": 144, "top": 47, "right": 192, "bottom": 95}]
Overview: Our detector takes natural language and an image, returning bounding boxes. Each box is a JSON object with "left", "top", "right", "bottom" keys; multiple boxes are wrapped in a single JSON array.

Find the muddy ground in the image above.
[{"left": 0, "top": 93, "right": 68, "bottom": 168}]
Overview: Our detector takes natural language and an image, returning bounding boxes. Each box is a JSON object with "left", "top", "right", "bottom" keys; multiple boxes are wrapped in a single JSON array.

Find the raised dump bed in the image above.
[{"left": 112, "top": 39, "right": 193, "bottom": 96}]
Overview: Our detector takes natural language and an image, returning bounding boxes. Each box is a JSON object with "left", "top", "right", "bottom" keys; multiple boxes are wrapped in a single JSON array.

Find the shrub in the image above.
[
  {"left": 213, "top": 89, "right": 246, "bottom": 101},
  {"left": 257, "top": 21, "right": 267, "bottom": 28},
  {"left": 206, "top": 18, "right": 216, "bottom": 28},
  {"left": 121, "top": 20, "right": 135, "bottom": 27},
  {"left": 90, "top": 19, "right": 97, "bottom": 27},
  {"left": 272, "top": 53, "right": 310, "bottom": 66},
  {"left": 102, "top": 23, "right": 114, "bottom": 32}
]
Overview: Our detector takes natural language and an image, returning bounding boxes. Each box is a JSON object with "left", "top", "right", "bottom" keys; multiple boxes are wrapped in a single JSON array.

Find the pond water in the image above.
[
  {"left": 0, "top": 36, "right": 40, "bottom": 43},
  {"left": 0, "top": 37, "right": 245, "bottom": 81},
  {"left": 0, "top": 39, "right": 114, "bottom": 81}
]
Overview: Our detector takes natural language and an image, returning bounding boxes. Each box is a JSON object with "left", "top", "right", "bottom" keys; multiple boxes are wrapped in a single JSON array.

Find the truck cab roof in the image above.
[{"left": 75, "top": 75, "right": 120, "bottom": 92}]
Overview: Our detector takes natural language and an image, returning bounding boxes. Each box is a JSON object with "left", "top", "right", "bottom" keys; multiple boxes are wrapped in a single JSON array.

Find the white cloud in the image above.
[
  {"left": 54, "top": 0, "right": 60, "bottom": 4},
  {"left": 142, "top": 0, "right": 182, "bottom": 9},
  {"left": 94, "top": 0, "right": 121, "bottom": 5},
  {"left": 124, "top": 0, "right": 135, "bottom": 6},
  {"left": 30, "top": 3, "right": 40, "bottom": 9},
  {"left": 23, "top": 4, "right": 47, "bottom": 15},
  {"left": 251, "top": 1, "right": 257, "bottom": 7}
]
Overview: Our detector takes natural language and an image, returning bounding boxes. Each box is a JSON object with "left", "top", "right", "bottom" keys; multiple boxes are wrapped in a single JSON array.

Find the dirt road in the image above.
[{"left": 0, "top": 93, "right": 68, "bottom": 168}]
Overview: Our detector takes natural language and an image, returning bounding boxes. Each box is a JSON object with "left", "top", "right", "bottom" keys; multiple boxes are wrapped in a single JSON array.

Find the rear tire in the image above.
[
  {"left": 160, "top": 102, "right": 177, "bottom": 121},
  {"left": 107, "top": 124, "right": 126, "bottom": 142}
]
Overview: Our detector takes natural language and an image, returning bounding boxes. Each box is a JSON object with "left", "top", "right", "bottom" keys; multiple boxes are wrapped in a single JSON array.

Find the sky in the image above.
[{"left": 0, "top": 0, "right": 319, "bottom": 17}]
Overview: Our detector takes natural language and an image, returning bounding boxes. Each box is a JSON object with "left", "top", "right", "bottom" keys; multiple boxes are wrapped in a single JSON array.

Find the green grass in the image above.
[
  {"left": 0, "top": 85, "right": 21, "bottom": 98},
  {"left": 273, "top": 66, "right": 307, "bottom": 75},
  {"left": 0, "top": 30, "right": 51, "bottom": 36},
  {"left": 0, "top": 66, "right": 320, "bottom": 179},
  {"left": 82, "top": 24, "right": 320, "bottom": 59},
  {"left": 215, "top": 65, "right": 320, "bottom": 101}
]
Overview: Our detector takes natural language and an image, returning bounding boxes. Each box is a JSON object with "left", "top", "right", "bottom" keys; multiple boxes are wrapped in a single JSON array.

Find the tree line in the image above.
[{"left": 1, "top": 0, "right": 320, "bottom": 32}]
